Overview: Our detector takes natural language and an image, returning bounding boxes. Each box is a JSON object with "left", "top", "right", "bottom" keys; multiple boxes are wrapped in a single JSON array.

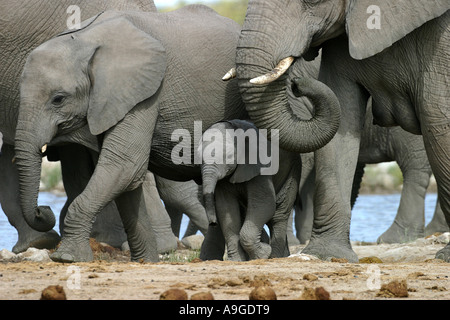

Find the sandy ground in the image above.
[{"left": 1, "top": 236, "right": 449, "bottom": 301}]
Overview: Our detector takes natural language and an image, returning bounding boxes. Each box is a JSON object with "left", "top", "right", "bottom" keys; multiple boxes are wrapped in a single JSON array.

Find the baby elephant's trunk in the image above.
[{"left": 201, "top": 166, "right": 220, "bottom": 226}]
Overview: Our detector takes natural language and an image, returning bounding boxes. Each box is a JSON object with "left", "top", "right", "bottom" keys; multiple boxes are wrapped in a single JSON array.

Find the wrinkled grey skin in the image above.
[
  {"left": 296, "top": 111, "right": 449, "bottom": 245},
  {"left": 155, "top": 176, "right": 209, "bottom": 237},
  {"left": 236, "top": 0, "right": 450, "bottom": 261},
  {"left": 15, "top": 5, "right": 340, "bottom": 263},
  {"left": 15, "top": 6, "right": 246, "bottom": 263},
  {"left": 286, "top": 55, "right": 448, "bottom": 245},
  {"left": 0, "top": 0, "right": 156, "bottom": 253},
  {"left": 199, "top": 120, "right": 301, "bottom": 261}
]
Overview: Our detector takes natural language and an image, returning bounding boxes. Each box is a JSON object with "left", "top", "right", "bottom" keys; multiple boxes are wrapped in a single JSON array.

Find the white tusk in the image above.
[
  {"left": 222, "top": 68, "right": 236, "bottom": 81},
  {"left": 41, "top": 144, "right": 47, "bottom": 154},
  {"left": 249, "top": 56, "right": 295, "bottom": 85}
]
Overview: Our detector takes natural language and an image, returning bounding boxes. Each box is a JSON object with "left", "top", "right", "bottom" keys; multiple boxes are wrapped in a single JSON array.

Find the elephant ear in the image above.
[
  {"left": 227, "top": 120, "right": 269, "bottom": 184},
  {"left": 79, "top": 15, "right": 166, "bottom": 135},
  {"left": 346, "top": 0, "right": 449, "bottom": 60}
]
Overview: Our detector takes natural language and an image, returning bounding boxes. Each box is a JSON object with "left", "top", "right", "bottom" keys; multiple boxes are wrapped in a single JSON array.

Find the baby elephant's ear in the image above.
[
  {"left": 80, "top": 15, "right": 166, "bottom": 135},
  {"left": 227, "top": 120, "right": 269, "bottom": 184}
]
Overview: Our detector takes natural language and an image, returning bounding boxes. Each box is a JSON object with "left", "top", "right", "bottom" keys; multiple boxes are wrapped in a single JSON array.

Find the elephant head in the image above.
[
  {"left": 14, "top": 12, "right": 166, "bottom": 231},
  {"left": 236, "top": 0, "right": 449, "bottom": 153}
]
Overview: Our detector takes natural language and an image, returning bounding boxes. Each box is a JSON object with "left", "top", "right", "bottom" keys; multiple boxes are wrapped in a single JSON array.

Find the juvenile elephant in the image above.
[
  {"left": 198, "top": 120, "right": 301, "bottom": 261},
  {"left": 236, "top": 0, "right": 450, "bottom": 261},
  {"left": 0, "top": 0, "right": 157, "bottom": 253},
  {"left": 15, "top": 5, "right": 339, "bottom": 263}
]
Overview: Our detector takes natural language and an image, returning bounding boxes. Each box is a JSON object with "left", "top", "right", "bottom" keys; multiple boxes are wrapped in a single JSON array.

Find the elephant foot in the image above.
[
  {"left": 435, "top": 243, "right": 450, "bottom": 262},
  {"left": 248, "top": 242, "right": 272, "bottom": 260},
  {"left": 377, "top": 221, "right": 424, "bottom": 244},
  {"left": 13, "top": 230, "right": 61, "bottom": 254},
  {"left": 301, "top": 238, "right": 358, "bottom": 263},
  {"left": 425, "top": 221, "right": 450, "bottom": 237},
  {"left": 50, "top": 237, "right": 93, "bottom": 263},
  {"left": 241, "top": 241, "right": 271, "bottom": 260}
]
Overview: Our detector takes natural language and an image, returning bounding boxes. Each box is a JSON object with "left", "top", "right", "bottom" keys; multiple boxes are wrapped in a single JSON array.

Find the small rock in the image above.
[
  {"left": 18, "top": 248, "right": 51, "bottom": 262},
  {"left": 377, "top": 280, "right": 408, "bottom": 298},
  {"left": 359, "top": 256, "right": 383, "bottom": 263},
  {"left": 0, "top": 249, "right": 16, "bottom": 262},
  {"left": 288, "top": 253, "right": 319, "bottom": 261},
  {"left": 315, "top": 287, "right": 331, "bottom": 300},
  {"left": 226, "top": 278, "right": 244, "bottom": 287},
  {"left": 40, "top": 285, "right": 67, "bottom": 300},
  {"left": 331, "top": 257, "right": 348, "bottom": 263},
  {"left": 300, "top": 287, "right": 330, "bottom": 300},
  {"left": 303, "top": 273, "right": 318, "bottom": 281},
  {"left": 160, "top": 288, "right": 188, "bottom": 300},
  {"left": 191, "top": 292, "right": 215, "bottom": 300},
  {"left": 249, "top": 286, "right": 277, "bottom": 300}
]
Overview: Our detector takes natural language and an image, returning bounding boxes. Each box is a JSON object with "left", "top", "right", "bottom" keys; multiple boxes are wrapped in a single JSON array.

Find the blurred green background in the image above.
[{"left": 159, "top": 0, "right": 249, "bottom": 24}]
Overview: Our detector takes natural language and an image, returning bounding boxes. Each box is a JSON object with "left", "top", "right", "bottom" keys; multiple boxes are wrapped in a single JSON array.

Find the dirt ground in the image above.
[{"left": 0, "top": 239, "right": 449, "bottom": 301}]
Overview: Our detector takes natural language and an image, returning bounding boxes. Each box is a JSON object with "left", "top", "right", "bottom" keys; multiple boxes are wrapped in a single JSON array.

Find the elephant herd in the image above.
[{"left": 0, "top": 0, "right": 449, "bottom": 264}]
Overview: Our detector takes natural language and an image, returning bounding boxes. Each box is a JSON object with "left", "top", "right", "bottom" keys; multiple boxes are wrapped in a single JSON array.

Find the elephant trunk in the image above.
[
  {"left": 236, "top": 6, "right": 340, "bottom": 154},
  {"left": 201, "top": 165, "right": 221, "bottom": 226},
  {"left": 14, "top": 119, "right": 56, "bottom": 232}
]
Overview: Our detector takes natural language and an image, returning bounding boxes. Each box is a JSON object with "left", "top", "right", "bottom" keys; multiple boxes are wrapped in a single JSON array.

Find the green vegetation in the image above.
[
  {"left": 40, "top": 163, "right": 62, "bottom": 191},
  {"left": 360, "top": 163, "right": 404, "bottom": 194},
  {"left": 160, "top": 249, "right": 201, "bottom": 262},
  {"left": 160, "top": 0, "right": 249, "bottom": 24}
]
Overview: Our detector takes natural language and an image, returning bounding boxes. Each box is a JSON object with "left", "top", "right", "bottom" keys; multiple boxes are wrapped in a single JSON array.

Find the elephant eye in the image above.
[{"left": 51, "top": 95, "right": 66, "bottom": 106}]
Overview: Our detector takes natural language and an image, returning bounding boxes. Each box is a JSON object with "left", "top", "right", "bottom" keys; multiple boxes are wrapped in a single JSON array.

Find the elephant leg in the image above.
[
  {"left": 115, "top": 184, "right": 159, "bottom": 262},
  {"left": 57, "top": 145, "right": 128, "bottom": 248},
  {"left": 240, "top": 176, "right": 275, "bottom": 260},
  {"left": 199, "top": 224, "right": 225, "bottom": 261},
  {"left": 301, "top": 60, "right": 366, "bottom": 262},
  {"left": 295, "top": 162, "right": 315, "bottom": 244},
  {"left": 50, "top": 103, "right": 158, "bottom": 263},
  {"left": 377, "top": 159, "right": 431, "bottom": 243},
  {"left": 215, "top": 183, "right": 247, "bottom": 261},
  {"left": 270, "top": 163, "right": 301, "bottom": 258},
  {"left": 166, "top": 204, "right": 183, "bottom": 238},
  {"left": 421, "top": 120, "right": 450, "bottom": 261},
  {"left": 142, "top": 173, "right": 178, "bottom": 253},
  {"left": 0, "top": 144, "right": 60, "bottom": 253},
  {"left": 425, "top": 196, "right": 450, "bottom": 236}
]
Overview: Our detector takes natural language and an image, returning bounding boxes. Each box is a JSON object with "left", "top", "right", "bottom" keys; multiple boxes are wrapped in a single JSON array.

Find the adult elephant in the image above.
[
  {"left": 296, "top": 110, "right": 449, "bottom": 245},
  {"left": 0, "top": 0, "right": 158, "bottom": 253},
  {"left": 14, "top": 6, "right": 339, "bottom": 263},
  {"left": 235, "top": 0, "right": 450, "bottom": 261}
]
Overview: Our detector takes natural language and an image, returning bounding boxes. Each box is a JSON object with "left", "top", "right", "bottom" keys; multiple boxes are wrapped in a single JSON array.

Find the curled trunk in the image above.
[{"left": 236, "top": 59, "right": 340, "bottom": 154}]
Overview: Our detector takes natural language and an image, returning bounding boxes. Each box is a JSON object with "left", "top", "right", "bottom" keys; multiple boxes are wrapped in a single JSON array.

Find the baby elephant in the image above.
[{"left": 198, "top": 120, "right": 301, "bottom": 261}]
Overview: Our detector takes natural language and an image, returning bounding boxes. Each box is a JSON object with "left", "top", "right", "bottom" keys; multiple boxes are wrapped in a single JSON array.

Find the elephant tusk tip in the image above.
[
  {"left": 11, "top": 156, "right": 16, "bottom": 164},
  {"left": 249, "top": 56, "right": 295, "bottom": 85},
  {"left": 41, "top": 144, "right": 48, "bottom": 154},
  {"left": 222, "top": 68, "right": 236, "bottom": 81}
]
